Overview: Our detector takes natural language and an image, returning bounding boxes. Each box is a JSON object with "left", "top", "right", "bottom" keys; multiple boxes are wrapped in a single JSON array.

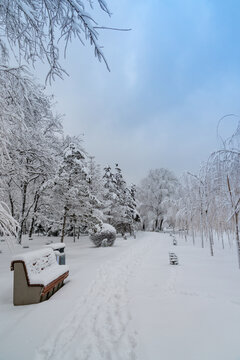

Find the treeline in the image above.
[
  {"left": 137, "top": 122, "right": 240, "bottom": 267},
  {"left": 0, "top": 69, "right": 139, "bottom": 243},
  {"left": 174, "top": 126, "right": 240, "bottom": 266}
]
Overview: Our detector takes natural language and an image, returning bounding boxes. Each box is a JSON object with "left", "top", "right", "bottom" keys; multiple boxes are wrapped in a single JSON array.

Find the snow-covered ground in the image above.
[{"left": 1, "top": 232, "right": 240, "bottom": 360}]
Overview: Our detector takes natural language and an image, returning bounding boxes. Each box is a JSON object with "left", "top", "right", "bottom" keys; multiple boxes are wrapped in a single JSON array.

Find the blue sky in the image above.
[{"left": 39, "top": 0, "right": 240, "bottom": 183}]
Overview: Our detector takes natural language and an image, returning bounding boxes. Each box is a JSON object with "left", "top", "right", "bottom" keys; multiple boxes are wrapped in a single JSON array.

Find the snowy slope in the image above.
[{"left": 0, "top": 232, "right": 240, "bottom": 360}]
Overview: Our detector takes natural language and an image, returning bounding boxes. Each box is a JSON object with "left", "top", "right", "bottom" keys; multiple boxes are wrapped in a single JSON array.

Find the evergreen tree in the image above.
[
  {"left": 102, "top": 164, "right": 139, "bottom": 235},
  {"left": 52, "top": 139, "right": 88, "bottom": 242}
]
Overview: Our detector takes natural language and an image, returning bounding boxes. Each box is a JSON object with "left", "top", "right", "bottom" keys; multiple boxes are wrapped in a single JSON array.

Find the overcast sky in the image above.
[{"left": 38, "top": 0, "right": 240, "bottom": 184}]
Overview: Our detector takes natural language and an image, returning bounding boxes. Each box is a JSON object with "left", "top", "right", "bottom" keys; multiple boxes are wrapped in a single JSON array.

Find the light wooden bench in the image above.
[
  {"left": 169, "top": 252, "right": 178, "bottom": 265},
  {"left": 11, "top": 248, "right": 69, "bottom": 305}
]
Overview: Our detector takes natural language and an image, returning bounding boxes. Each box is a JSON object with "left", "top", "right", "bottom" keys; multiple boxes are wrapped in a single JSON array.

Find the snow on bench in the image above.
[
  {"left": 45, "top": 242, "right": 65, "bottom": 251},
  {"left": 11, "top": 248, "right": 69, "bottom": 305},
  {"left": 45, "top": 242, "right": 66, "bottom": 263}
]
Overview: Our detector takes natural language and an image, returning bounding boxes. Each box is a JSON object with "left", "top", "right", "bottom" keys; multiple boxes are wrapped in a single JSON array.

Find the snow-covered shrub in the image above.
[
  {"left": 47, "top": 223, "right": 61, "bottom": 237},
  {"left": 89, "top": 223, "right": 116, "bottom": 247}
]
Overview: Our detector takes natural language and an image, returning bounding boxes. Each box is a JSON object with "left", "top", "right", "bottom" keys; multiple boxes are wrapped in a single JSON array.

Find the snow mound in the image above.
[
  {"left": 45, "top": 243, "right": 66, "bottom": 250},
  {"left": 89, "top": 223, "right": 116, "bottom": 247}
]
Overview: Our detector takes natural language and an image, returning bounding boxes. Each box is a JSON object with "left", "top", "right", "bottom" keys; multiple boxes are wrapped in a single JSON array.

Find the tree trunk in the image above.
[
  {"left": 192, "top": 228, "right": 195, "bottom": 246},
  {"left": 199, "top": 188, "right": 204, "bottom": 248},
  {"left": 184, "top": 222, "right": 188, "bottom": 242},
  {"left": 204, "top": 208, "right": 214, "bottom": 256},
  {"left": 17, "top": 182, "right": 28, "bottom": 244},
  {"left": 60, "top": 206, "right": 68, "bottom": 243},
  {"left": 235, "top": 212, "right": 240, "bottom": 268},
  {"left": 29, "top": 193, "right": 40, "bottom": 239},
  {"left": 227, "top": 175, "right": 240, "bottom": 267},
  {"left": 184, "top": 231, "right": 187, "bottom": 242},
  {"left": 209, "top": 229, "right": 214, "bottom": 256},
  {"left": 159, "top": 219, "right": 164, "bottom": 231},
  {"left": 220, "top": 225, "right": 224, "bottom": 250},
  {"left": 73, "top": 223, "right": 76, "bottom": 243},
  {"left": 227, "top": 231, "right": 232, "bottom": 248},
  {"left": 29, "top": 218, "right": 35, "bottom": 239},
  {"left": 200, "top": 211, "right": 204, "bottom": 248},
  {"left": 9, "top": 193, "right": 15, "bottom": 217}
]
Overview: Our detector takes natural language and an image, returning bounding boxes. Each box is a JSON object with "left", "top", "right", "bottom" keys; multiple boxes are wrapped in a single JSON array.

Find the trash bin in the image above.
[{"left": 45, "top": 243, "right": 66, "bottom": 265}]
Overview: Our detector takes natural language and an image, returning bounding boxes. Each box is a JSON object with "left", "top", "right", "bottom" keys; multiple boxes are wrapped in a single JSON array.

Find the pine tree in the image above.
[
  {"left": 102, "top": 164, "right": 139, "bottom": 235},
  {"left": 52, "top": 139, "right": 88, "bottom": 242}
]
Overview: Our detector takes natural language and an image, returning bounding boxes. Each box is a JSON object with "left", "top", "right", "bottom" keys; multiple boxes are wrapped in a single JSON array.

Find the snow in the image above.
[
  {"left": 45, "top": 243, "right": 66, "bottom": 250},
  {"left": 1, "top": 232, "right": 240, "bottom": 360},
  {"left": 12, "top": 248, "right": 69, "bottom": 286},
  {"left": 94, "top": 223, "right": 116, "bottom": 234}
]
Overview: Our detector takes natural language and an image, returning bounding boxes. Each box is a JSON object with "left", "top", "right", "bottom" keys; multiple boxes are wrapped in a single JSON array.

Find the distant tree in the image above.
[
  {"left": 175, "top": 171, "right": 211, "bottom": 250},
  {"left": 138, "top": 168, "right": 179, "bottom": 231}
]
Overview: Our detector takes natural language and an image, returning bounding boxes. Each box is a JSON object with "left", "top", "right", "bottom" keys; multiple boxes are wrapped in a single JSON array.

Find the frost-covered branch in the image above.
[
  {"left": 0, "top": 0, "right": 117, "bottom": 82},
  {"left": 0, "top": 202, "right": 18, "bottom": 236}
]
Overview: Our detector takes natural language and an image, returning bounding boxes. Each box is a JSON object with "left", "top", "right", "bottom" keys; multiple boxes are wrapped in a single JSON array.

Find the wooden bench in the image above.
[
  {"left": 169, "top": 252, "right": 178, "bottom": 265},
  {"left": 11, "top": 248, "right": 69, "bottom": 305}
]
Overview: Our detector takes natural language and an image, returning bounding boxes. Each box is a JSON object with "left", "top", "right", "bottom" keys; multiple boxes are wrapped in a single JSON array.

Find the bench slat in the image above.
[{"left": 41, "top": 271, "right": 69, "bottom": 295}]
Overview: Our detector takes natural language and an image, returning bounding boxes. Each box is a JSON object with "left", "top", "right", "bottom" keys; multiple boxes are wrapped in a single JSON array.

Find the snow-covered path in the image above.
[
  {"left": 35, "top": 234, "right": 150, "bottom": 360},
  {"left": 1, "top": 232, "right": 240, "bottom": 360},
  {"left": 129, "top": 235, "right": 240, "bottom": 360}
]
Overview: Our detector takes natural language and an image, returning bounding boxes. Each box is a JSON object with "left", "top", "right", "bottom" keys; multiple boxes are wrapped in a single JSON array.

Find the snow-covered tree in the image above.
[
  {"left": 102, "top": 164, "right": 139, "bottom": 235},
  {"left": 0, "top": 69, "right": 62, "bottom": 243},
  {"left": 50, "top": 138, "right": 102, "bottom": 242},
  {"left": 0, "top": 0, "right": 113, "bottom": 81},
  {"left": 169, "top": 119, "right": 240, "bottom": 267},
  {"left": 207, "top": 128, "right": 240, "bottom": 266},
  {"left": 175, "top": 171, "right": 211, "bottom": 250},
  {"left": 123, "top": 184, "right": 140, "bottom": 234},
  {"left": 137, "top": 168, "right": 179, "bottom": 231},
  {"left": 85, "top": 156, "right": 105, "bottom": 228},
  {"left": 51, "top": 139, "right": 87, "bottom": 241}
]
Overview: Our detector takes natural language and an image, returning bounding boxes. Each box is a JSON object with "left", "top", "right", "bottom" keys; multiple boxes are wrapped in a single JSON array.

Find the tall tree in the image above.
[
  {"left": 0, "top": 70, "right": 62, "bottom": 243},
  {"left": 103, "top": 164, "right": 139, "bottom": 235}
]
